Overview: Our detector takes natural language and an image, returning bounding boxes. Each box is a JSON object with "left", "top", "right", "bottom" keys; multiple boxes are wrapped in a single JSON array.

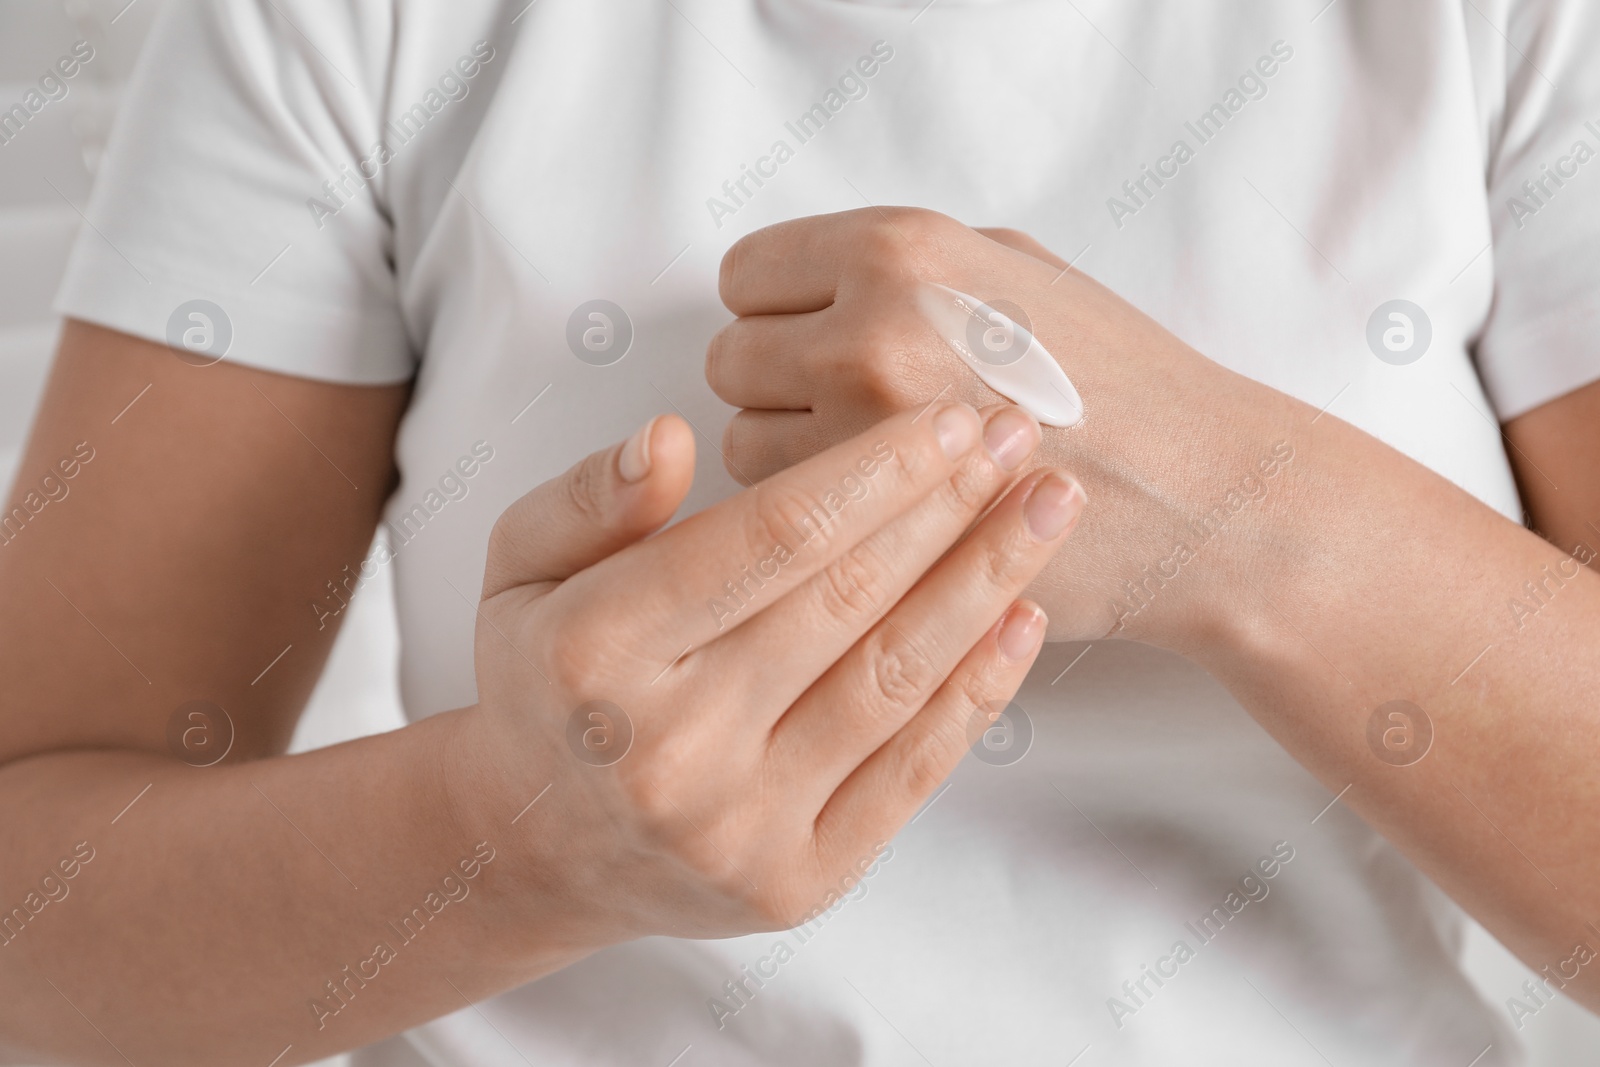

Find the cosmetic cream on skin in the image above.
[{"left": 916, "top": 283, "right": 1084, "bottom": 428}]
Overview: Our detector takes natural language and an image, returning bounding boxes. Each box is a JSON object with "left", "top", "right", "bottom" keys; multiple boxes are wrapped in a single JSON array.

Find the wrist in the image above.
[
  {"left": 437, "top": 703, "right": 610, "bottom": 967},
  {"left": 1041, "top": 353, "right": 1316, "bottom": 652},
  {"left": 1135, "top": 387, "right": 1363, "bottom": 662}
]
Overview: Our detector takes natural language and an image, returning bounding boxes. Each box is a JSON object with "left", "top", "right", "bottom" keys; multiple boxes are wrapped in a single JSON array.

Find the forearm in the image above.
[
  {"left": 1184, "top": 401, "right": 1600, "bottom": 1007},
  {"left": 0, "top": 707, "right": 578, "bottom": 1066},
  {"left": 666, "top": 203, "right": 1600, "bottom": 1003}
]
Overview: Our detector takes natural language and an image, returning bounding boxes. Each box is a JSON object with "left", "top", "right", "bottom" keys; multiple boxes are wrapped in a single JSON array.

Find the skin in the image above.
[
  {"left": 0, "top": 320, "right": 1079, "bottom": 1064},
  {"left": 0, "top": 204, "right": 1594, "bottom": 1060},
  {"left": 709, "top": 207, "right": 1600, "bottom": 1014}
]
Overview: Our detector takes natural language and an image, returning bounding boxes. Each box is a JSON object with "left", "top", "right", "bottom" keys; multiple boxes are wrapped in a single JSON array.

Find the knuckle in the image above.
[
  {"left": 623, "top": 779, "right": 687, "bottom": 844},
  {"left": 855, "top": 362, "right": 898, "bottom": 408},
  {"left": 622, "top": 772, "right": 757, "bottom": 891},
  {"left": 753, "top": 482, "right": 838, "bottom": 557},
  {"left": 942, "top": 459, "right": 1002, "bottom": 516},
  {"left": 948, "top": 669, "right": 995, "bottom": 726},
  {"left": 705, "top": 319, "right": 750, "bottom": 396},
  {"left": 901, "top": 206, "right": 956, "bottom": 241},
  {"left": 849, "top": 208, "right": 962, "bottom": 293},
  {"left": 704, "top": 326, "right": 729, "bottom": 390},
  {"left": 878, "top": 205, "right": 943, "bottom": 238},
  {"left": 814, "top": 544, "right": 887, "bottom": 625},
  {"left": 881, "top": 208, "right": 956, "bottom": 257},
  {"left": 856, "top": 218, "right": 924, "bottom": 276},
  {"left": 485, "top": 510, "right": 522, "bottom": 573},
  {"left": 885, "top": 421, "right": 945, "bottom": 486},
  {"left": 984, "top": 226, "right": 1035, "bottom": 248},
  {"left": 562, "top": 453, "right": 612, "bottom": 529},
  {"left": 971, "top": 529, "right": 1033, "bottom": 593},
  {"left": 853, "top": 336, "right": 917, "bottom": 410},
  {"left": 855, "top": 314, "right": 905, "bottom": 358},
  {"left": 483, "top": 503, "right": 543, "bottom": 598},
  {"left": 617, "top": 744, "right": 698, "bottom": 831},
  {"left": 861, "top": 632, "right": 934, "bottom": 719},
  {"left": 722, "top": 413, "right": 779, "bottom": 485}
]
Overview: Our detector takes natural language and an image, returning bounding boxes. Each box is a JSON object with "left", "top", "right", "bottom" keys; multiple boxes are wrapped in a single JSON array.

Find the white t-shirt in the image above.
[
  {"left": 0, "top": 0, "right": 150, "bottom": 487},
  {"left": 56, "top": 1, "right": 1600, "bottom": 1063}
]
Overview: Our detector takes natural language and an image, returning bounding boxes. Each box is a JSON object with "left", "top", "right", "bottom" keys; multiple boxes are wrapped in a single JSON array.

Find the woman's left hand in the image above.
[
  {"left": 711, "top": 207, "right": 1600, "bottom": 1021},
  {"left": 707, "top": 207, "right": 1304, "bottom": 645}
]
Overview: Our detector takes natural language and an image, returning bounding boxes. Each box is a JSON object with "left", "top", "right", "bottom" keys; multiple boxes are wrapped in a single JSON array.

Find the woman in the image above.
[{"left": 2, "top": 1, "right": 1598, "bottom": 1064}]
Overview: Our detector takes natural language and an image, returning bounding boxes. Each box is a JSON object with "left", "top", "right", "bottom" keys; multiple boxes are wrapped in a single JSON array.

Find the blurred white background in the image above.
[{"left": 1, "top": 2, "right": 1596, "bottom": 1064}]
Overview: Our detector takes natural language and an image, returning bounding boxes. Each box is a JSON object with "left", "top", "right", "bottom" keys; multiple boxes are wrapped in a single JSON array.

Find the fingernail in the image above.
[
  {"left": 983, "top": 407, "right": 1041, "bottom": 472},
  {"left": 1024, "top": 472, "right": 1085, "bottom": 540},
  {"left": 933, "top": 403, "right": 980, "bottom": 460},
  {"left": 619, "top": 417, "right": 656, "bottom": 483},
  {"left": 998, "top": 602, "right": 1047, "bottom": 663}
]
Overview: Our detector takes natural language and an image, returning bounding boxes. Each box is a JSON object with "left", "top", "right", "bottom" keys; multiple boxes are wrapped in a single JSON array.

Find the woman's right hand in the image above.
[{"left": 457, "top": 401, "right": 1084, "bottom": 952}]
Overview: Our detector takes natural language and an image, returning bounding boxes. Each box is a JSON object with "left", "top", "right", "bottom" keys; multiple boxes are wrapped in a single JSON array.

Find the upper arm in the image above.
[
  {"left": 0, "top": 320, "right": 408, "bottom": 766},
  {"left": 1503, "top": 378, "right": 1600, "bottom": 563}
]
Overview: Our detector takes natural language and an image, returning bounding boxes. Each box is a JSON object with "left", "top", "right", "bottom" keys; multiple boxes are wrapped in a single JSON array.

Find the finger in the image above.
[
  {"left": 720, "top": 207, "right": 894, "bottom": 315},
  {"left": 707, "top": 406, "right": 1041, "bottom": 708},
  {"left": 719, "top": 216, "right": 842, "bottom": 316},
  {"left": 559, "top": 402, "right": 985, "bottom": 655},
  {"left": 975, "top": 226, "right": 1071, "bottom": 271},
  {"left": 705, "top": 311, "right": 828, "bottom": 410},
  {"left": 813, "top": 598, "right": 1048, "bottom": 859},
  {"left": 772, "top": 467, "right": 1084, "bottom": 800},
  {"left": 481, "top": 415, "right": 695, "bottom": 600},
  {"left": 721, "top": 409, "right": 828, "bottom": 486}
]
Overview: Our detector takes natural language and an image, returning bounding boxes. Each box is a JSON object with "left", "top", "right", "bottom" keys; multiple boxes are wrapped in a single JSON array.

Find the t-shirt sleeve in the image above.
[
  {"left": 54, "top": 0, "right": 414, "bottom": 384},
  {"left": 1474, "top": 0, "right": 1600, "bottom": 420}
]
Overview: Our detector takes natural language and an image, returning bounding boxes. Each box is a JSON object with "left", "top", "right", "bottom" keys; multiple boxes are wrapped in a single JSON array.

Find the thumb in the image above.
[{"left": 481, "top": 414, "right": 695, "bottom": 599}]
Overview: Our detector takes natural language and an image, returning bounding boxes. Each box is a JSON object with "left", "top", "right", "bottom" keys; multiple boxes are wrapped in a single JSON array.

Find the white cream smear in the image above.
[{"left": 915, "top": 282, "right": 1084, "bottom": 428}]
